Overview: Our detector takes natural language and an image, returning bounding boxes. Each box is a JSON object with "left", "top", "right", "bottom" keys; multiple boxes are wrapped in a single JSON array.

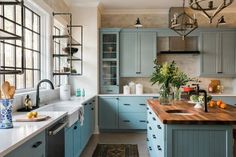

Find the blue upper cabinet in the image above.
[
  {"left": 100, "top": 29, "right": 121, "bottom": 94},
  {"left": 200, "top": 30, "right": 236, "bottom": 77},
  {"left": 120, "top": 29, "right": 157, "bottom": 77}
]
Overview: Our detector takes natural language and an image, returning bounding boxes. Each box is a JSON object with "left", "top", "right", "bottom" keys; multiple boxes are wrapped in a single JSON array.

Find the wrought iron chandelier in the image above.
[
  {"left": 189, "top": 0, "right": 234, "bottom": 23},
  {"left": 170, "top": 0, "right": 198, "bottom": 40}
]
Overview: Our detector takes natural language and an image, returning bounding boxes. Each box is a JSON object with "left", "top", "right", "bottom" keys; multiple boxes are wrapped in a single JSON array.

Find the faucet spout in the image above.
[{"left": 36, "top": 79, "right": 54, "bottom": 108}]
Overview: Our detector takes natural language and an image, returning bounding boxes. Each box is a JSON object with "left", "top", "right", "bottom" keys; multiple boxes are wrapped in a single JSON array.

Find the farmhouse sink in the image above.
[
  {"left": 36, "top": 102, "right": 82, "bottom": 127},
  {"left": 165, "top": 109, "right": 194, "bottom": 116}
]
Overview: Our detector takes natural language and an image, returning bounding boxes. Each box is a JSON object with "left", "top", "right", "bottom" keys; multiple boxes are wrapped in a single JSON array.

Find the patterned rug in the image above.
[{"left": 92, "top": 144, "right": 139, "bottom": 157}]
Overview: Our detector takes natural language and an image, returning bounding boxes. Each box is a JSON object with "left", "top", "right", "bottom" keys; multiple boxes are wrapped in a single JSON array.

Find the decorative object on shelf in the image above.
[
  {"left": 134, "top": 18, "right": 143, "bottom": 28},
  {"left": 151, "top": 60, "right": 192, "bottom": 104},
  {"left": 62, "top": 47, "right": 78, "bottom": 54},
  {"left": 0, "top": 0, "right": 25, "bottom": 74},
  {"left": 170, "top": 0, "right": 198, "bottom": 40},
  {"left": 189, "top": 0, "right": 233, "bottom": 23},
  {"left": 216, "top": 16, "right": 226, "bottom": 27}
]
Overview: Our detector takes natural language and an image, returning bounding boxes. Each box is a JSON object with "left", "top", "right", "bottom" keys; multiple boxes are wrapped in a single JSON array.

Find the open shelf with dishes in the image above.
[
  {"left": 52, "top": 12, "right": 83, "bottom": 76},
  {"left": 0, "top": 0, "right": 24, "bottom": 74}
]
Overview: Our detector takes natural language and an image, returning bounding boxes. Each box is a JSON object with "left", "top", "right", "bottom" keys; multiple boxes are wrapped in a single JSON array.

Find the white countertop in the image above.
[
  {"left": 210, "top": 93, "right": 236, "bottom": 97},
  {"left": 0, "top": 111, "right": 67, "bottom": 157},
  {"left": 0, "top": 94, "right": 96, "bottom": 157},
  {"left": 98, "top": 93, "right": 160, "bottom": 97}
]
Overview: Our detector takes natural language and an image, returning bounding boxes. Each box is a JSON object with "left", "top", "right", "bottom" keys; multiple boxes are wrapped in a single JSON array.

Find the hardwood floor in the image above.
[{"left": 80, "top": 133, "right": 149, "bottom": 157}]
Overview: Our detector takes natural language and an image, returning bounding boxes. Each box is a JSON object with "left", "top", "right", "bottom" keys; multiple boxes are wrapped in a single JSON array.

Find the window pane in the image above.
[
  {"left": 26, "top": 70, "right": 33, "bottom": 88},
  {"left": 25, "top": 50, "right": 33, "bottom": 68},
  {"left": 16, "top": 47, "right": 22, "bottom": 67},
  {"left": 34, "top": 71, "right": 39, "bottom": 87},
  {"left": 33, "top": 33, "right": 39, "bottom": 51},
  {"left": 5, "top": 75, "right": 15, "bottom": 85},
  {"left": 4, "top": 5, "right": 14, "bottom": 21},
  {"left": 16, "top": 25, "right": 22, "bottom": 37},
  {"left": 5, "top": 20, "right": 14, "bottom": 33},
  {"left": 25, "top": 8, "right": 32, "bottom": 29},
  {"left": 33, "top": 14, "right": 39, "bottom": 33},
  {"left": 33, "top": 52, "right": 39, "bottom": 69},
  {"left": 25, "top": 29, "right": 32, "bottom": 49},
  {"left": 16, "top": 5, "right": 22, "bottom": 24},
  {"left": 5, "top": 44, "right": 15, "bottom": 67},
  {"left": 16, "top": 74, "right": 24, "bottom": 89}
]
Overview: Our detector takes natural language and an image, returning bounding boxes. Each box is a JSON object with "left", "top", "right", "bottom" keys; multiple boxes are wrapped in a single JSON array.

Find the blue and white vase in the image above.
[{"left": 0, "top": 99, "right": 13, "bottom": 129}]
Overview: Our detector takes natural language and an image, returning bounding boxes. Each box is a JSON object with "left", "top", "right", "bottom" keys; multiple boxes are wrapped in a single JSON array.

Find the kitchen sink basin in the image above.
[
  {"left": 165, "top": 109, "right": 194, "bottom": 116},
  {"left": 35, "top": 102, "right": 82, "bottom": 127}
]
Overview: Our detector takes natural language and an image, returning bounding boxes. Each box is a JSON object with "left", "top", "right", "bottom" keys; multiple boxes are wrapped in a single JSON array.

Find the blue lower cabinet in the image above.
[
  {"left": 6, "top": 131, "right": 46, "bottom": 157},
  {"left": 147, "top": 106, "right": 233, "bottom": 157},
  {"left": 65, "top": 122, "right": 82, "bottom": 157},
  {"left": 119, "top": 112, "right": 146, "bottom": 129},
  {"left": 81, "top": 102, "right": 91, "bottom": 150}
]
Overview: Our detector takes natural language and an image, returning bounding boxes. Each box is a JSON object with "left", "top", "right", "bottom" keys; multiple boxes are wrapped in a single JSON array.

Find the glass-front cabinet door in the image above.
[{"left": 100, "top": 29, "right": 120, "bottom": 94}]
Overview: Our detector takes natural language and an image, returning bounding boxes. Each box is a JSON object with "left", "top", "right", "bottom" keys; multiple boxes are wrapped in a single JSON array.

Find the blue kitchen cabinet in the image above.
[
  {"left": 99, "top": 96, "right": 152, "bottom": 130},
  {"left": 100, "top": 29, "right": 121, "bottom": 94},
  {"left": 99, "top": 97, "right": 119, "bottom": 129},
  {"left": 200, "top": 30, "right": 236, "bottom": 77},
  {"left": 65, "top": 122, "right": 81, "bottom": 157},
  {"left": 6, "top": 131, "right": 46, "bottom": 157},
  {"left": 147, "top": 105, "right": 233, "bottom": 157},
  {"left": 120, "top": 29, "right": 157, "bottom": 77},
  {"left": 81, "top": 102, "right": 90, "bottom": 150}
]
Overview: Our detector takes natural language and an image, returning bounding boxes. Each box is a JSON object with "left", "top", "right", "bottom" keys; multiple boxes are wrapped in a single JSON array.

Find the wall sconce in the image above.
[{"left": 134, "top": 18, "right": 143, "bottom": 28}]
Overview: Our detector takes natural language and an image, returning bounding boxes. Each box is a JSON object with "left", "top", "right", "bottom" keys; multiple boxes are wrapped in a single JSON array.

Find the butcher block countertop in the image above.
[{"left": 148, "top": 99, "right": 236, "bottom": 125}]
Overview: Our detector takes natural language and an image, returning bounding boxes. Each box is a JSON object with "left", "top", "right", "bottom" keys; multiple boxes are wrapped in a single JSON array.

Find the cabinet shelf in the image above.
[{"left": 53, "top": 12, "right": 83, "bottom": 76}]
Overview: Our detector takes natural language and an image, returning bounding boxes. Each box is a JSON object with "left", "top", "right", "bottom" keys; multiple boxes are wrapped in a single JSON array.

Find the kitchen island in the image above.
[{"left": 147, "top": 100, "right": 236, "bottom": 157}]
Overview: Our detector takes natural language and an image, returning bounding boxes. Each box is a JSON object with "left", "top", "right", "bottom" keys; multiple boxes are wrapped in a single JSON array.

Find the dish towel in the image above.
[{"left": 78, "top": 105, "right": 84, "bottom": 126}]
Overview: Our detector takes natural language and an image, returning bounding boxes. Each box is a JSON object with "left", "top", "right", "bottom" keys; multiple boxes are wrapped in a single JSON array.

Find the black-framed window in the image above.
[{"left": 0, "top": 4, "right": 41, "bottom": 89}]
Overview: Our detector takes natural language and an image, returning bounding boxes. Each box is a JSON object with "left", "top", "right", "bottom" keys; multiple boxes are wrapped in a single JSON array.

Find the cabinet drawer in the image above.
[
  {"left": 119, "top": 113, "right": 147, "bottom": 129},
  {"left": 101, "top": 86, "right": 119, "bottom": 94},
  {"left": 6, "top": 131, "right": 46, "bottom": 157},
  {"left": 119, "top": 97, "right": 148, "bottom": 112}
]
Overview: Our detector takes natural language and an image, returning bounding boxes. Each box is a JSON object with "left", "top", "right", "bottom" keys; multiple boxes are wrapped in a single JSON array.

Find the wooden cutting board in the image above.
[{"left": 15, "top": 115, "right": 50, "bottom": 122}]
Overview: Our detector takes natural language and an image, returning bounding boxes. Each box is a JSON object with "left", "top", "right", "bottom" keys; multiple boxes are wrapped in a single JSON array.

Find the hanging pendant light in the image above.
[
  {"left": 170, "top": 0, "right": 198, "bottom": 40},
  {"left": 134, "top": 18, "right": 143, "bottom": 28},
  {"left": 189, "top": 0, "right": 233, "bottom": 23}
]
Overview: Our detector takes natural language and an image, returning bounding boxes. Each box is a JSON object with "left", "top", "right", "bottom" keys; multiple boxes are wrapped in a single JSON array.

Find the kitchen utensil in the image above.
[{"left": 2, "top": 81, "right": 10, "bottom": 99}]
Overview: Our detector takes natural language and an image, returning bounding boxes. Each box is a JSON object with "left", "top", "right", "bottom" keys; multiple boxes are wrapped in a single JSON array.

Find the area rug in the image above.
[{"left": 92, "top": 144, "right": 139, "bottom": 157}]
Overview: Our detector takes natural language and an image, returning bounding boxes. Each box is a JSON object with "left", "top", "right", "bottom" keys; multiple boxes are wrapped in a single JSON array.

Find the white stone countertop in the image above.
[
  {"left": 98, "top": 93, "right": 160, "bottom": 97},
  {"left": 210, "top": 93, "right": 236, "bottom": 97},
  {"left": 0, "top": 94, "right": 97, "bottom": 157},
  {"left": 0, "top": 111, "right": 67, "bottom": 157}
]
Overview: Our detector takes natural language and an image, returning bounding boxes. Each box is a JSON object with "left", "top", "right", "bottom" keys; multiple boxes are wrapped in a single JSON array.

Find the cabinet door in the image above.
[
  {"left": 73, "top": 122, "right": 81, "bottom": 157},
  {"left": 99, "top": 97, "right": 119, "bottom": 129},
  {"left": 221, "top": 32, "right": 236, "bottom": 75},
  {"left": 65, "top": 125, "right": 74, "bottom": 157},
  {"left": 139, "top": 31, "right": 157, "bottom": 77},
  {"left": 120, "top": 31, "right": 138, "bottom": 77},
  {"left": 200, "top": 32, "right": 218, "bottom": 76},
  {"left": 81, "top": 103, "right": 90, "bottom": 149},
  {"left": 6, "top": 131, "right": 46, "bottom": 157}
]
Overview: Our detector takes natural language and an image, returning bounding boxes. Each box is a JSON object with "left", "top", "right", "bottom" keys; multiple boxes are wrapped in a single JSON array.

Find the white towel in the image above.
[{"left": 78, "top": 105, "right": 84, "bottom": 126}]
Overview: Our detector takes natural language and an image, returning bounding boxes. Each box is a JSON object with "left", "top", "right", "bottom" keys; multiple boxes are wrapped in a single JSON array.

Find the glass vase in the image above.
[
  {"left": 159, "top": 85, "right": 173, "bottom": 105},
  {"left": 173, "top": 87, "right": 182, "bottom": 101}
]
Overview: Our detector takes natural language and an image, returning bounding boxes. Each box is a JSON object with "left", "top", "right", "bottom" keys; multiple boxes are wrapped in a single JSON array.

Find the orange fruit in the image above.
[
  {"left": 220, "top": 103, "right": 227, "bottom": 109},
  {"left": 209, "top": 100, "right": 216, "bottom": 107},
  {"left": 217, "top": 100, "right": 223, "bottom": 106}
]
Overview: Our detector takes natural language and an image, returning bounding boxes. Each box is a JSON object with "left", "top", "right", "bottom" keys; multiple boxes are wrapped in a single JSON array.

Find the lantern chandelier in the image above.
[
  {"left": 189, "top": 0, "right": 234, "bottom": 23},
  {"left": 170, "top": 0, "right": 198, "bottom": 40}
]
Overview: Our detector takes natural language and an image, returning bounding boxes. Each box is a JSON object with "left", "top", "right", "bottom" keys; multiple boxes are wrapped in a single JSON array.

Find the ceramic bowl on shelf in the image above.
[{"left": 62, "top": 47, "right": 78, "bottom": 55}]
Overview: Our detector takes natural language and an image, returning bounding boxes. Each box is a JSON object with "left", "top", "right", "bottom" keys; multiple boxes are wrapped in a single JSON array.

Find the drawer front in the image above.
[
  {"left": 119, "top": 97, "right": 149, "bottom": 113},
  {"left": 119, "top": 113, "right": 147, "bottom": 129},
  {"left": 6, "top": 131, "right": 46, "bottom": 157},
  {"left": 101, "top": 86, "right": 119, "bottom": 94}
]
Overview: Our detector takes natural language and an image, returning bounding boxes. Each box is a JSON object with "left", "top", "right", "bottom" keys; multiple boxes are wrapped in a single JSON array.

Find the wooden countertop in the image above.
[{"left": 148, "top": 99, "right": 236, "bottom": 125}]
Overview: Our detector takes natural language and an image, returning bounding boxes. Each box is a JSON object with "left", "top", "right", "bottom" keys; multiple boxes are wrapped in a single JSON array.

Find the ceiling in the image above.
[{"left": 65, "top": 0, "right": 236, "bottom": 12}]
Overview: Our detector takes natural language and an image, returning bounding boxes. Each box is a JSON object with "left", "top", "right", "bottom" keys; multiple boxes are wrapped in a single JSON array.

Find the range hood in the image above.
[{"left": 159, "top": 36, "right": 200, "bottom": 54}]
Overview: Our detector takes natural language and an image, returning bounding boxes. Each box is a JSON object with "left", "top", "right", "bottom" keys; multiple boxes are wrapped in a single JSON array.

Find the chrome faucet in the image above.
[
  {"left": 190, "top": 84, "right": 208, "bottom": 112},
  {"left": 36, "top": 79, "right": 54, "bottom": 108}
]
